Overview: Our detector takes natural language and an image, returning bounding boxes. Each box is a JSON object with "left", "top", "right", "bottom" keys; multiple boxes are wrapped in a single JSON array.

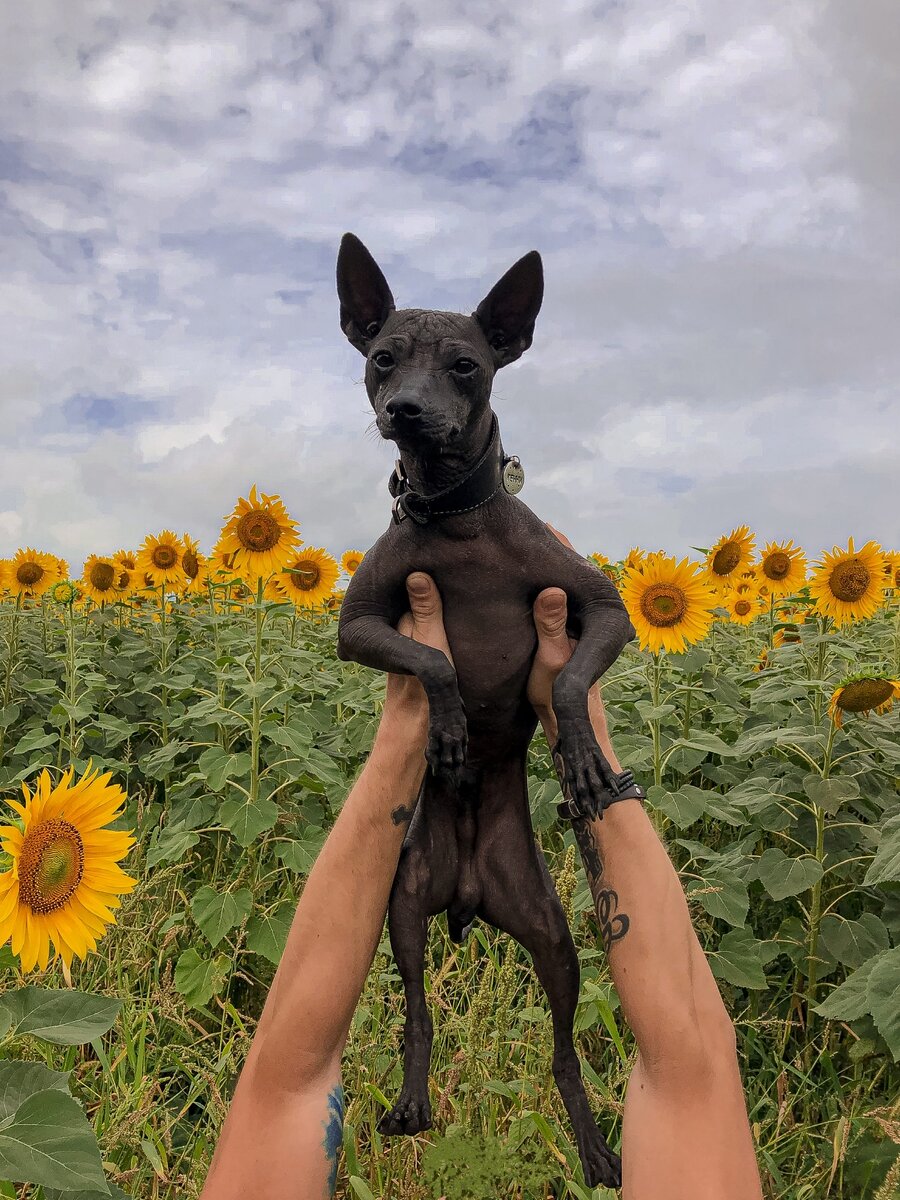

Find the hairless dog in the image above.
[{"left": 335, "top": 233, "right": 639, "bottom": 1190}]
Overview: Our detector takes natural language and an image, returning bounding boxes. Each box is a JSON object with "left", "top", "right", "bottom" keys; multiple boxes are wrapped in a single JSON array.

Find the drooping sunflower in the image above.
[
  {"left": 181, "top": 534, "right": 207, "bottom": 594},
  {"left": 726, "top": 591, "right": 763, "bottom": 626},
  {"left": 0, "top": 763, "right": 137, "bottom": 972},
  {"left": 8, "top": 549, "right": 60, "bottom": 600},
  {"left": 828, "top": 673, "right": 900, "bottom": 729},
  {"left": 81, "top": 555, "right": 119, "bottom": 606},
  {"left": 706, "top": 525, "right": 755, "bottom": 586},
  {"left": 274, "top": 547, "right": 340, "bottom": 609},
  {"left": 883, "top": 550, "right": 900, "bottom": 593},
  {"left": 218, "top": 486, "right": 301, "bottom": 581},
  {"left": 808, "top": 538, "right": 886, "bottom": 628},
  {"left": 136, "top": 531, "right": 187, "bottom": 589},
  {"left": 341, "top": 549, "right": 366, "bottom": 576},
  {"left": 620, "top": 555, "right": 718, "bottom": 654},
  {"left": 208, "top": 543, "right": 241, "bottom": 585},
  {"left": 756, "top": 540, "right": 807, "bottom": 597},
  {"left": 773, "top": 623, "right": 802, "bottom": 648}
]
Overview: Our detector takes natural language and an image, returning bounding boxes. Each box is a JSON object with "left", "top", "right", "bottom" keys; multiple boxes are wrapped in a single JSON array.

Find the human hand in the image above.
[{"left": 380, "top": 573, "right": 453, "bottom": 748}]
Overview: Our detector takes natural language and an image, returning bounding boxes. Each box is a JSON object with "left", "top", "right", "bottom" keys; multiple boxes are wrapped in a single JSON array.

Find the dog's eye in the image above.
[
  {"left": 452, "top": 358, "right": 478, "bottom": 376},
  {"left": 372, "top": 351, "right": 394, "bottom": 370}
]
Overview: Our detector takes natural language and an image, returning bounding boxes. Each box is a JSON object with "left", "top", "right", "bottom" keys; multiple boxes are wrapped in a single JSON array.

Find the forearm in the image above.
[{"left": 248, "top": 719, "right": 426, "bottom": 1089}]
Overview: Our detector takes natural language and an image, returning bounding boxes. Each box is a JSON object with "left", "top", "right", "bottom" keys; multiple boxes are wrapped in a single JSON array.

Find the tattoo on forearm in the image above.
[
  {"left": 391, "top": 803, "right": 415, "bottom": 826},
  {"left": 570, "top": 816, "right": 630, "bottom": 953},
  {"left": 322, "top": 1083, "right": 345, "bottom": 1197}
]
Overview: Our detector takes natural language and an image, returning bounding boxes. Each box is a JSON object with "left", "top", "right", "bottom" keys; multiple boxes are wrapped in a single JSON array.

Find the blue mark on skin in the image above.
[{"left": 322, "top": 1083, "right": 345, "bottom": 1197}]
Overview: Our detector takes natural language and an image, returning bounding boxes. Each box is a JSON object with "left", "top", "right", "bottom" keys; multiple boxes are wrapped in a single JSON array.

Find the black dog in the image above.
[{"left": 335, "top": 233, "right": 635, "bottom": 1190}]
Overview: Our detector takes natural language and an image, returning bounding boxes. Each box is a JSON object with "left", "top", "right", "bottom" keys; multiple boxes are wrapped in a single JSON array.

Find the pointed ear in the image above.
[
  {"left": 473, "top": 250, "right": 543, "bottom": 368},
  {"left": 336, "top": 233, "right": 396, "bottom": 354}
]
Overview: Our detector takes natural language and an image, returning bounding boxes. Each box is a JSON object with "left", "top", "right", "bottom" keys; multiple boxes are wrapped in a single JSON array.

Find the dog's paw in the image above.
[
  {"left": 554, "top": 722, "right": 619, "bottom": 818},
  {"left": 425, "top": 707, "right": 468, "bottom": 782},
  {"left": 580, "top": 1130, "right": 622, "bottom": 1190},
  {"left": 378, "top": 1089, "right": 432, "bottom": 1137}
]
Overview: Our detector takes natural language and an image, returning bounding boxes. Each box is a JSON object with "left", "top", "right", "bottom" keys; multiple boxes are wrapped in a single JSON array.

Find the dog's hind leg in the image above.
[{"left": 477, "top": 761, "right": 622, "bottom": 1191}]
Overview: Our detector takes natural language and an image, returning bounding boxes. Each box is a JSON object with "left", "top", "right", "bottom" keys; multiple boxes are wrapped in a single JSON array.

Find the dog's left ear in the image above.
[
  {"left": 474, "top": 250, "right": 544, "bottom": 368},
  {"left": 337, "top": 233, "right": 396, "bottom": 355}
]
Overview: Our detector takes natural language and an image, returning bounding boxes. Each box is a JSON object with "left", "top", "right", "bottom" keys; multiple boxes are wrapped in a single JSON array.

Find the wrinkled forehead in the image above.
[{"left": 379, "top": 308, "right": 488, "bottom": 350}]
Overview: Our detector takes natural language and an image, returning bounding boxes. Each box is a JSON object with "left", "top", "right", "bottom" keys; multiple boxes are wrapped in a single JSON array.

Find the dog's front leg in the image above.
[
  {"left": 551, "top": 597, "right": 635, "bottom": 817},
  {"left": 337, "top": 615, "right": 467, "bottom": 777}
]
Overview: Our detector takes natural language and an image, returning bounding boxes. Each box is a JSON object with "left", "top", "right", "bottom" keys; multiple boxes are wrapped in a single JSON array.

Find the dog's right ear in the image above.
[{"left": 336, "top": 233, "right": 396, "bottom": 355}]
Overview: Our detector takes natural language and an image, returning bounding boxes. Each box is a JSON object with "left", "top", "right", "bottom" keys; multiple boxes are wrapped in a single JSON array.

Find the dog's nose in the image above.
[{"left": 385, "top": 396, "right": 423, "bottom": 421}]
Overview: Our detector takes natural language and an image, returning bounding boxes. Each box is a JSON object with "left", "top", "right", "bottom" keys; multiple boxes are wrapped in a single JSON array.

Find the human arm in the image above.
[
  {"left": 200, "top": 573, "right": 451, "bottom": 1200},
  {"left": 527, "top": 540, "right": 765, "bottom": 1200}
]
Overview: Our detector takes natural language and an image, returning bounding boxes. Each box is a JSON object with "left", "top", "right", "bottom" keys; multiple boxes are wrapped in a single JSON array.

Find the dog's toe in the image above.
[
  {"left": 378, "top": 1092, "right": 432, "bottom": 1137},
  {"left": 582, "top": 1138, "right": 622, "bottom": 1190}
]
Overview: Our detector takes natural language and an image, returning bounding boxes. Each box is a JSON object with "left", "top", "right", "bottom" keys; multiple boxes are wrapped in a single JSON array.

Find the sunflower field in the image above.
[{"left": 0, "top": 497, "right": 899, "bottom": 1200}]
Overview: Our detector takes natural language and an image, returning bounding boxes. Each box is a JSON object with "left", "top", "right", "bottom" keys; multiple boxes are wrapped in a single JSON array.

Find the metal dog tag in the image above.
[{"left": 502, "top": 455, "right": 525, "bottom": 494}]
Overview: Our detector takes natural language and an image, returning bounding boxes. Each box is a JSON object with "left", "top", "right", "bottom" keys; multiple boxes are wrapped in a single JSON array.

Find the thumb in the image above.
[
  {"left": 406, "top": 572, "right": 443, "bottom": 627},
  {"left": 533, "top": 587, "right": 569, "bottom": 645}
]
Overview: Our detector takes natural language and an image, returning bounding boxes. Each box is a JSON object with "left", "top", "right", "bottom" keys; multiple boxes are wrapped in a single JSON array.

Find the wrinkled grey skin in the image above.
[{"left": 334, "top": 233, "right": 634, "bottom": 1190}]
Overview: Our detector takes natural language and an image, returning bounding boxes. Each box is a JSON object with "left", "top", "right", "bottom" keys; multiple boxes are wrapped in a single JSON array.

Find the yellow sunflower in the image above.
[
  {"left": 0, "top": 763, "right": 137, "bottom": 972},
  {"left": 341, "top": 549, "right": 366, "bottom": 576},
  {"left": 808, "top": 538, "right": 886, "bottom": 627},
  {"left": 623, "top": 547, "right": 645, "bottom": 573},
  {"left": 218, "top": 485, "right": 300, "bottom": 581},
  {"left": 706, "top": 525, "right": 755, "bottom": 586},
  {"left": 754, "top": 647, "right": 769, "bottom": 673},
  {"left": 828, "top": 674, "right": 900, "bottom": 729},
  {"left": 726, "top": 591, "right": 763, "bottom": 626},
  {"left": 81, "top": 555, "right": 119, "bottom": 606},
  {"left": 620, "top": 555, "right": 718, "bottom": 654},
  {"left": 49, "top": 579, "right": 78, "bottom": 606},
  {"left": 8, "top": 549, "right": 60, "bottom": 600},
  {"left": 883, "top": 550, "right": 900, "bottom": 593},
  {"left": 136, "top": 531, "right": 187, "bottom": 589},
  {"left": 274, "top": 548, "right": 340, "bottom": 609},
  {"left": 0, "top": 559, "right": 10, "bottom": 595},
  {"left": 181, "top": 534, "right": 207, "bottom": 594},
  {"left": 773, "top": 623, "right": 803, "bottom": 648},
  {"left": 208, "top": 543, "right": 241, "bottom": 585},
  {"left": 756, "top": 540, "right": 807, "bottom": 597}
]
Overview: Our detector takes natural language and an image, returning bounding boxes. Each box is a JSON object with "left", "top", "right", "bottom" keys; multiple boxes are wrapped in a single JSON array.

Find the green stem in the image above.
[
  {"left": 650, "top": 651, "right": 663, "bottom": 789},
  {"left": 768, "top": 592, "right": 775, "bottom": 649},
  {"left": 0, "top": 596, "right": 22, "bottom": 768},
  {"left": 806, "top": 718, "right": 837, "bottom": 1019},
  {"left": 250, "top": 577, "right": 265, "bottom": 809},
  {"left": 682, "top": 672, "right": 694, "bottom": 738}
]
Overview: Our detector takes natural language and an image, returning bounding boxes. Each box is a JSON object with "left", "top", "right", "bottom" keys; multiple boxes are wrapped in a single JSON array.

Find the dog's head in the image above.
[{"left": 336, "top": 233, "right": 543, "bottom": 452}]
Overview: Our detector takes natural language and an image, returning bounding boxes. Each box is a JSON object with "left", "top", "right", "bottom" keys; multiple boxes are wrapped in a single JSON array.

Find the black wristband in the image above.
[{"left": 551, "top": 742, "right": 646, "bottom": 821}]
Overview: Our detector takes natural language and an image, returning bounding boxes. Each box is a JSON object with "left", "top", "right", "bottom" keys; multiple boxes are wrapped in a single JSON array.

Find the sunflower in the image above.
[
  {"left": 883, "top": 551, "right": 900, "bottom": 593},
  {"left": 755, "top": 540, "right": 806, "bottom": 597},
  {"left": 181, "top": 534, "right": 207, "bottom": 594},
  {"left": 773, "top": 623, "right": 802, "bottom": 648},
  {"left": 137, "top": 531, "right": 187, "bottom": 589},
  {"left": 0, "top": 559, "right": 10, "bottom": 595},
  {"left": 81, "top": 555, "right": 120, "bottom": 606},
  {"left": 49, "top": 579, "right": 78, "bottom": 606},
  {"left": 726, "top": 591, "right": 762, "bottom": 626},
  {"left": 808, "top": 538, "right": 886, "bottom": 628},
  {"left": 218, "top": 486, "right": 300, "bottom": 581},
  {"left": 620, "top": 555, "right": 718, "bottom": 654},
  {"left": 0, "top": 763, "right": 137, "bottom": 972},
  {"left": 208, "top": 543, "right": 241, "bottom": 585},
  {"left": 623, "top": 547, "right": 645, "bottom": 573},
  {"left": 754, "top": 647, "right": 769, "bottom": 673},
  {"left": 706, "top": 525, "right": 755, "bottom": 586},
  {"left": 828, "top": 673, "right": 900, "bottom": 729},
  {"left": 8, "top": 549, "right": 60, "bottom": 600},
  {"left": 341, "top": 549, "right": 366, "bottom": 576},
  {"left": 274, "top": 548, "right": 340, "bottom": 609}
]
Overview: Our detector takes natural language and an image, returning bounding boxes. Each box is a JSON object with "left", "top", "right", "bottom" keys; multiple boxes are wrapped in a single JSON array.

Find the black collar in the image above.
[{"left": 388, "top": 414, "right": 523, "bottom": 525}]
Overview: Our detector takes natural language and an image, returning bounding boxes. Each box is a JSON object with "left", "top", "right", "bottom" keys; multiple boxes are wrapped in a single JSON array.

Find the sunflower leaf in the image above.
[
  {"left": 190, "top": 885, "right": 253, "bottom": 947},
  {"left": 864, "top": 814, "right": 900, "bottom": 887},
  {"left": 246, "top": 902, "right": 294, "bottom": 964},
  {"left": 0, "top": 1062, "right": 70, "bottom": 1123},
  {"left": 814, "top": 952, "right": 886, "bottom": 1021},
  {"left": 0, "top": 988, "right": 121, "bottom": 1045},
  {"left": 690, "top": 867, "right": 749, "bottom": 928},
  {"left": 174, "top": 949, "right": 231, "bottom": 1009},
  {"left": 867, "top": 946, "right": 900, "bottom": 1061},
  {"left": 803, "top": 774, "right": 861, "bottom": 815},
  {"left": 756, "top": 848, "right": 823, "bottom": 900},
  {"left": 708, "top": 927, "right": 769, "bottom": 990},
  {"left": 218, "top": 795, "right": 278, "bottom": 847},
  {"left": 0, "top": 1086, "right": 108, "bottom": 1192}
]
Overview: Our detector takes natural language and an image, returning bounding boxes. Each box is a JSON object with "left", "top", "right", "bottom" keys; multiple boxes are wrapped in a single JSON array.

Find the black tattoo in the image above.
[
  {"left": 570, "top": 816, "right": 630, "bottom": 954},
  {"left": 391, "top": 803, "right": 415, "bottom": 826}
]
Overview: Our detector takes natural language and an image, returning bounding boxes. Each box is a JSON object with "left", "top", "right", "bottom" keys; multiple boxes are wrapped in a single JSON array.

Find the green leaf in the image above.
[
  {"left": 145, "top": 821, "right": 199, "bottom": 869},
  {"left": 692, "top": 867, "right": 749, "bottom": 928},
  {"left": 274, "top": 829, "right": 327, "bottom": 874},
  {"left": 303, "top": 748, "right": 345, "bottom": 787},
  {"left": 11, "top": 730, "right": 57, "bottom": 756},
  {"left": 757, "top": 848, "right": 823, "bottom": 900},
  {"left": 0, "top": 988, "right": 121, "bottom": 1045},
  {"left": 708, "top": 927, "right": 768, "bottom": 990},
  {"left": 174, "top": 949, "right": 231, "bottom": 1008},
  {"left": 44, "top": 1185, "right": 130, "bottom": 1200},
  {"left": 819, "top": 913, "right": 890, "bottom": 968},
  {"left": 198, "top": 747, "right": 252, "bottom": 791},
  {"left": 219, "top": 795, "right": 279, "bottom": 847},
  {"left": 814, "top": 952, "right": 885, "bottom": 1021},
  {"left": 864, "top": 814, "right": 900, "bottom": 887},
  {"left": 0, "top": 1087, "right": 108, "bottom": 1191},
  {"left": 803, "top": 774, "right": 860, "bottom": 815},
  {"left": 0, "top": 1062, "right": 69, "bottom": 1121},
  {"left": 867, "top": 945, "right": 900, "bottom": 1061},
  {"left": 647, "top": 785, "right": 707, "bottom": 827},
  {"left": 672, "top": 731, "right": 736, "bottom": 757},
  {"left": 190, "top": 886, "right": 253, "bottom": 946},
  {"left": 246, "top": 902, "right": 294, "bottom": 964}
]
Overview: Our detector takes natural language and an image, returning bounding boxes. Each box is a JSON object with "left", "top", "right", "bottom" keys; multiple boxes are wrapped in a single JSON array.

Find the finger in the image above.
[
  {"left": 545, "top": 523, "right": 576, "bottom": 552},
  {"left": 406, "top": 572, "right": 443, "bottom": 630},
  {"left": 533, "top": 587, "right": 569, "bottom": 647}
]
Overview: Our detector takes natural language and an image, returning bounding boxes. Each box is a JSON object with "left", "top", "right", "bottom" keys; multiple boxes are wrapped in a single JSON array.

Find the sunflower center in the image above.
[
  {"left": 152, "top": 544, "right": 178, "bottom": 570},
  {"left": 735, "top": 599, "right": 752, "bottom": 616},
  {"left": 183, "top": 551, "right": 199, "bottom": 579},
  {"left": 764, "top": 551, "right": 791, "bottom": 580},
  {"left": 711, "top": 543, "right": 741, "bottom": 576},
  {"left": 292, "top": 562, "right": 321, "bottom": 590},
  {"left": 115, "top": 570, "right": 131, "bottom": 590},
  {"left": 830, "top": 560, "right": 869, "bottom": 602},
  {"left": 89, "top": 561, "right": 116, "bottom": 591},
  {"left": 640, "top": 583, "right": 687, "bottom": 628},
  {"left": 837, "top": 678, "right": 894, "bottom": 714},
  {"left": 18, "top": 818, "right": 85, "bottom": 914},
  {"left": 17, "top": 562, "right": 43, "bottom": 587},
  {"left": 236, "top": 511, "right": 280, "bottom": 552}
]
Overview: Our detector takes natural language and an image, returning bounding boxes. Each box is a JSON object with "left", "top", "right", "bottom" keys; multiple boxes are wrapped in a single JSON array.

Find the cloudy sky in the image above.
[{"left": 1, "top": 0, "right": 897, "bottom": 572}]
